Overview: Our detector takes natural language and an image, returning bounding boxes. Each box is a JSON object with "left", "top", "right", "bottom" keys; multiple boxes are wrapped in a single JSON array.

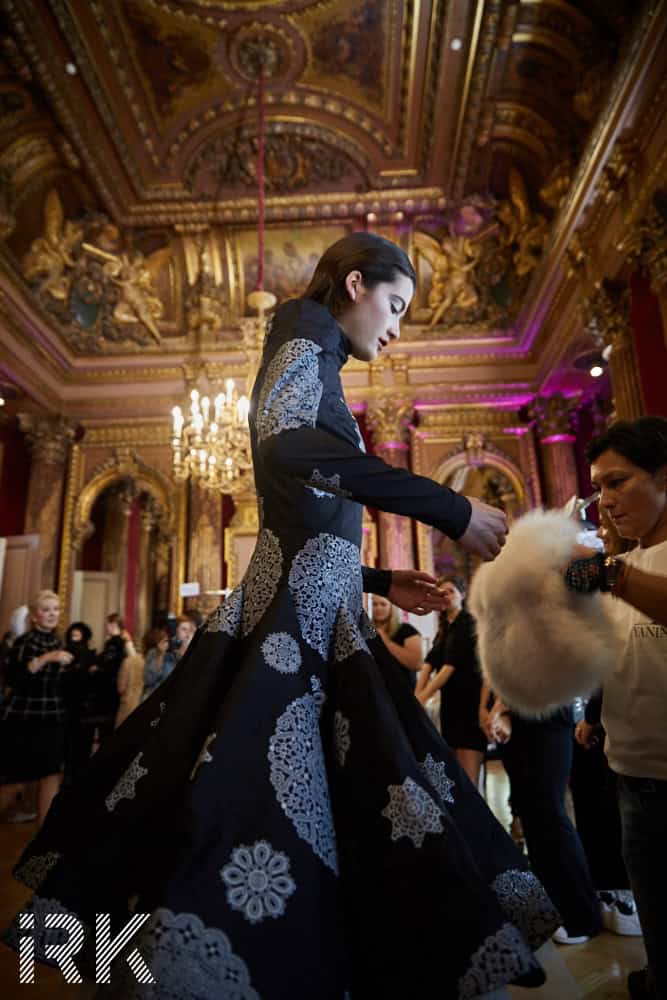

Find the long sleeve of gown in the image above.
[
  {"left": 254, "top": 299, "right": 471, "bottom": 540},
  {"left": 263, "top": 428, "right": 471, "bottom": 539}
]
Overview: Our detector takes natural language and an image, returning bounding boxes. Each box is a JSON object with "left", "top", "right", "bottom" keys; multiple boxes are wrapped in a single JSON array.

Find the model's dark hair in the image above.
[
  {"left": 66, "top": 621, "right": 92, "bottom": 645},
  {"left": 586, "top": 416, "right": 667, "bottom": 474},
  {"left": 302, "top": 232, "right": 416, "bottom": 317}
]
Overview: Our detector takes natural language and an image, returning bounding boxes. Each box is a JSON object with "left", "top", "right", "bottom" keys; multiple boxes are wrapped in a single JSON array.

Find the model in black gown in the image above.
[{"left": 5, "top": 236, "right": 559, "bottom": 999}]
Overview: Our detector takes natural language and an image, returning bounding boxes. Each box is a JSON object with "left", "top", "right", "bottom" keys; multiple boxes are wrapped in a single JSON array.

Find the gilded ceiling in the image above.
[{"left": 0, "top": 0, "right": 664, "bottom": 417}]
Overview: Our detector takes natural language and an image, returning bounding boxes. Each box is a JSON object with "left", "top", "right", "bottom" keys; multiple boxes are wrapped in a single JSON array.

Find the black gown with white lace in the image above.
[{"left": 5, "top": 299, "right": 559, "bottom": 999}]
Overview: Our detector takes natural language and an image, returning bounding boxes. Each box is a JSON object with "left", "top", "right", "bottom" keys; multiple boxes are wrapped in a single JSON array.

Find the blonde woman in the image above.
[
  {"left": 370, "top": 594, "right": 422, "bottom": 685},
  {"left": 0, "top": 590, "right": 72, "bottom": 826}
]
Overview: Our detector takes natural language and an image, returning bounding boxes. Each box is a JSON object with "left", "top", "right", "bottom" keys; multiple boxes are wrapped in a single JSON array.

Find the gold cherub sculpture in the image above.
[
  {"left": 82, "top": 243, "right": 171, "bottom": 343},
  {"left": 22, "top": 189, "right": 83, "bottom": 300},
  {"left": 413, "top": 230, "right": 482, "bottom": 327}
]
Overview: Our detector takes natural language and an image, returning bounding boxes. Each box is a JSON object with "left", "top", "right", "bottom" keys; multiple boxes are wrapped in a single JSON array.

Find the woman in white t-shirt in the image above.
[{"left": 569, "top": 416, "right": 667, "bottom": 1000}]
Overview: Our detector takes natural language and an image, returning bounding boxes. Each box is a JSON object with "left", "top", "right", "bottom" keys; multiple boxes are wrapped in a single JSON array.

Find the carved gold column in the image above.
[
  {"left": 187, "top": 482, "right": 222, "bottom": 614},
  {"left": 366, "top": 398, "right": 415, "bottom": 571},
  {"left": 582, "top": 279, "right": 644, "bottom": 421},
  {"left": 531, "top": 395, "right": 580, "bottom": 509},
  {"left": 622, "top": 194, "right": 667, "bottom": 347},
  {"left": 18, "top": 414, "right": 76, "bottom": 590}
]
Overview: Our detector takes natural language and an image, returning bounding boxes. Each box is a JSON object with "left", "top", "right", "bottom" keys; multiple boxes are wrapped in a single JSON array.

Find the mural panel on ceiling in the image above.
[{"left": 233, "top": 224, "right": 350, "bottom": 312}]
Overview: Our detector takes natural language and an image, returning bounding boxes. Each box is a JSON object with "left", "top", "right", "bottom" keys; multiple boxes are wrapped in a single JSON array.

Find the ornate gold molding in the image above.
[{"left": 17, "top": 412, "right": 76, "bottom": 464}]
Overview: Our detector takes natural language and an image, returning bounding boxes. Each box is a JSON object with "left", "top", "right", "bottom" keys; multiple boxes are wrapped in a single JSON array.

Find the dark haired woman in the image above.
[
  {"left": 564, "top": 416, "right": 667, "bottom": 1000},
  {"left": 416, "top": 576, "right": 487, "bottom": 786},
  {"left": 7, "top": 234, "right": 558, "bottom": 999}
]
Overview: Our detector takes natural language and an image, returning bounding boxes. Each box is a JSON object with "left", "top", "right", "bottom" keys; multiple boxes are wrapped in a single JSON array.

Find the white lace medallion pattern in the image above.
[
  {"left": 419, "top": 753, "right": 455, "bottom": 806},
  {"left": 288, "top": 533, "right": 362, "bottom": 660},
  {"left": 105, "top": 753, "right": 149, "bottom": 813},
  {"left": 334, "top": 711, "right": 351, "bottom": 768},
  {"left": 221, "top": 840, "right": 296, "bottom": 925},
  {"left": 381, "top": 777, "right": 443, "bottom": 848},
  {"left": 256, "top": 339, "right": 323, "bottom": 443},
  {"left": 491, "top": 869, "right": 559, "bottom": 949},
  {"left": 268, "top": 676, "right": 338, "bottom": 873},
  {"left": 306, "top": 469, "right": 350, "bottom": 500},
  {"left": 457, "top": 922, "right": 535, "bottom": 999},
  {"left": 97, "top": 907, "right": 260, "bottom": 999},
  {"left": 333, "top": 603, "right": 370, "bottom": 663},
  {"left": 241, "top": 529, "right": 283, "bottom": 637},
  {"left": 14, "top": 851, "right": 63, "bottom": 891},
  {"left": 204, "top": 586, "right": 243, "bottom": 639},
  {"left": 262, "top": 632, "right": 301, "bottom": 674}
]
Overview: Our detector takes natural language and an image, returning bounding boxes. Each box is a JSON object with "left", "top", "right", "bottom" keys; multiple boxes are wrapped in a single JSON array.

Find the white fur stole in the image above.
[{"left": 468, "top": 509, "right": 621, "bottom": 717}]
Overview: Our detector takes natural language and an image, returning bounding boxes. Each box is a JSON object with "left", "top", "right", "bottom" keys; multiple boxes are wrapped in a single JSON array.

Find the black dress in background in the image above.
[
  {"left": 425, "top": 609, "right": 487, "bottom": 754},
  {"left": 389, "top": 620, "right": 420, "bottom": 688},
  {"left": 6, "top": 299, "right": 558, "bottom": 999}
]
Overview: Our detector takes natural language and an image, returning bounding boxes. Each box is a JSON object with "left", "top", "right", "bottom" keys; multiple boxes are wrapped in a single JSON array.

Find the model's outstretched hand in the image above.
[
  {"left": 387, "top": 570, "right": 446, "bottom": 615},
  {"left": 458, "top": 497, "right": 508, "bottom": 561}
]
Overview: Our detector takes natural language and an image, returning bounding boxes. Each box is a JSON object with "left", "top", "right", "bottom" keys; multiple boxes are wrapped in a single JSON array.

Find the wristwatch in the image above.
[{"left": 601, "top": 555, "right": 627, "bottom": 595}]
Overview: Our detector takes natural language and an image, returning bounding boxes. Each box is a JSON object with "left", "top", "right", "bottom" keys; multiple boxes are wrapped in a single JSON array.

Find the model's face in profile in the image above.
[
  {"left": 591, "top": 449, "right": 667, "bottom": 544},
  {"left": 34, "top": 598, "right": 59, "bottom": 631},
  {"left": 338, "top": 271, "right": 414, "bottom": 363}
]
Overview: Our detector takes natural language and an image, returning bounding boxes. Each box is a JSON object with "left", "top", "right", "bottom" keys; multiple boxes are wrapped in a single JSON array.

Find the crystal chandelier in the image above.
[
  {"left": 170, "top": 37, "right": 276, "bottom": 496},
  {"left": 171, "top": 380, "right": 253, "bottom": 494}
]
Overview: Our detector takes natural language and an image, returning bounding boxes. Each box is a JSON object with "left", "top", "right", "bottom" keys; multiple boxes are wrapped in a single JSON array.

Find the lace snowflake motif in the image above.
[
  {"left": 334, "top": 711, "right": 351, "bottom": 768},
  {"left": 491, "top": 869, "right": 560, "bottom": 950},
  {"left": 305, "top": 469, "right": 351, "bottom": 501},
  {"left": 221, "top": 840, "right": 296, "bottom": 925},
  {"left": 14, "top": 851, "right": 63, "bottom": 891},
  {"left": 96, "top": 907, "right": 260, "bottom": 1000},
  {"left": 268, "top": 676, "right": 338, "bottom": 874},
  {"left": 241, "top": 530, "right": 283, "bottom": 638},
  {"left": 457, "top": 922, "right": 536, "bottom": 999},
  {"left": 381, "top": 777, "right": 444, "bottom": 848},
  {"left": 190, "top": 732, "right": 217, "bottom": 781},
  {"left": 418, "top": 753, "right": 455, "bottom": 806},
  {"left": 105, "top": 753, "right": 149, "bottom": 813},
  {"left": 262, "top": 632, "right": 301, "bottom": 674},
  {"left": 204, "top": 586, "right": 243, "bottom": 639},
  {"left": 256, "top": 339, "right": 323, "bottom": 443},
  {"left": 333, "top": 603, "right": 370, "bottom": 663},
  {"left": 149, "top": 701, "right": 167, "bottom": 729},
  {"left": 288, "top": 533, "right": 363, "bottom": 660}
]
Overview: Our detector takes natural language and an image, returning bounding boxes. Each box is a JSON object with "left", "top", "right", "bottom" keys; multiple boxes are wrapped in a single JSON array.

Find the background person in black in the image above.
[
  {"left": 370, "top": 593, "right": 422, "bottom": 686},
  {"left": 62, "top": 621, "right": 98, "bottom": 784},
  {"left": 416, "top": 575, "right": 486, "bottom": 786},
  {"left": 94, "top": 613, "right": 135, "bottom": 748},
  {"left": 485, "top": 695, "right": 602, "bottom": 947},
  {"left": 0, "top": 589, "right": 73, "bottom": 826}
]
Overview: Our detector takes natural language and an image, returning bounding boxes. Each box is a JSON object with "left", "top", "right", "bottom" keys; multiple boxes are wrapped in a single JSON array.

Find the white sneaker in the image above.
[
  {"left": 611, "top": 898, "right": 642, "bottom": 937},
  {"left": 598, "top": 890, "right": 643, "bottom": 937},
  {"left": 552, "top": 926, "right": 590, "bottom": 945}
]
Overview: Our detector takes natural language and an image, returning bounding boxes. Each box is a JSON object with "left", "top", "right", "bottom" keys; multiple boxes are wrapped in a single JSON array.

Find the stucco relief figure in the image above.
[
  {"left": 83, "top": 244, "right": 171, "bottom": 343},
  {"left": 497, "top": 167, "right": 549, "bottom": 278},
  {"left": 414, "top": 230, "right": 481, "bottom": 327},
  {"left": 22, "top": 189, "right": 83, "bottom": 301}
]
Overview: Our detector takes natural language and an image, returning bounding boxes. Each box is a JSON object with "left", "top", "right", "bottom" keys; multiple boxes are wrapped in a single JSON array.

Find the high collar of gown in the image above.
[{"left": 269, "top": 298, "right": 351, "bottom": 371}]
